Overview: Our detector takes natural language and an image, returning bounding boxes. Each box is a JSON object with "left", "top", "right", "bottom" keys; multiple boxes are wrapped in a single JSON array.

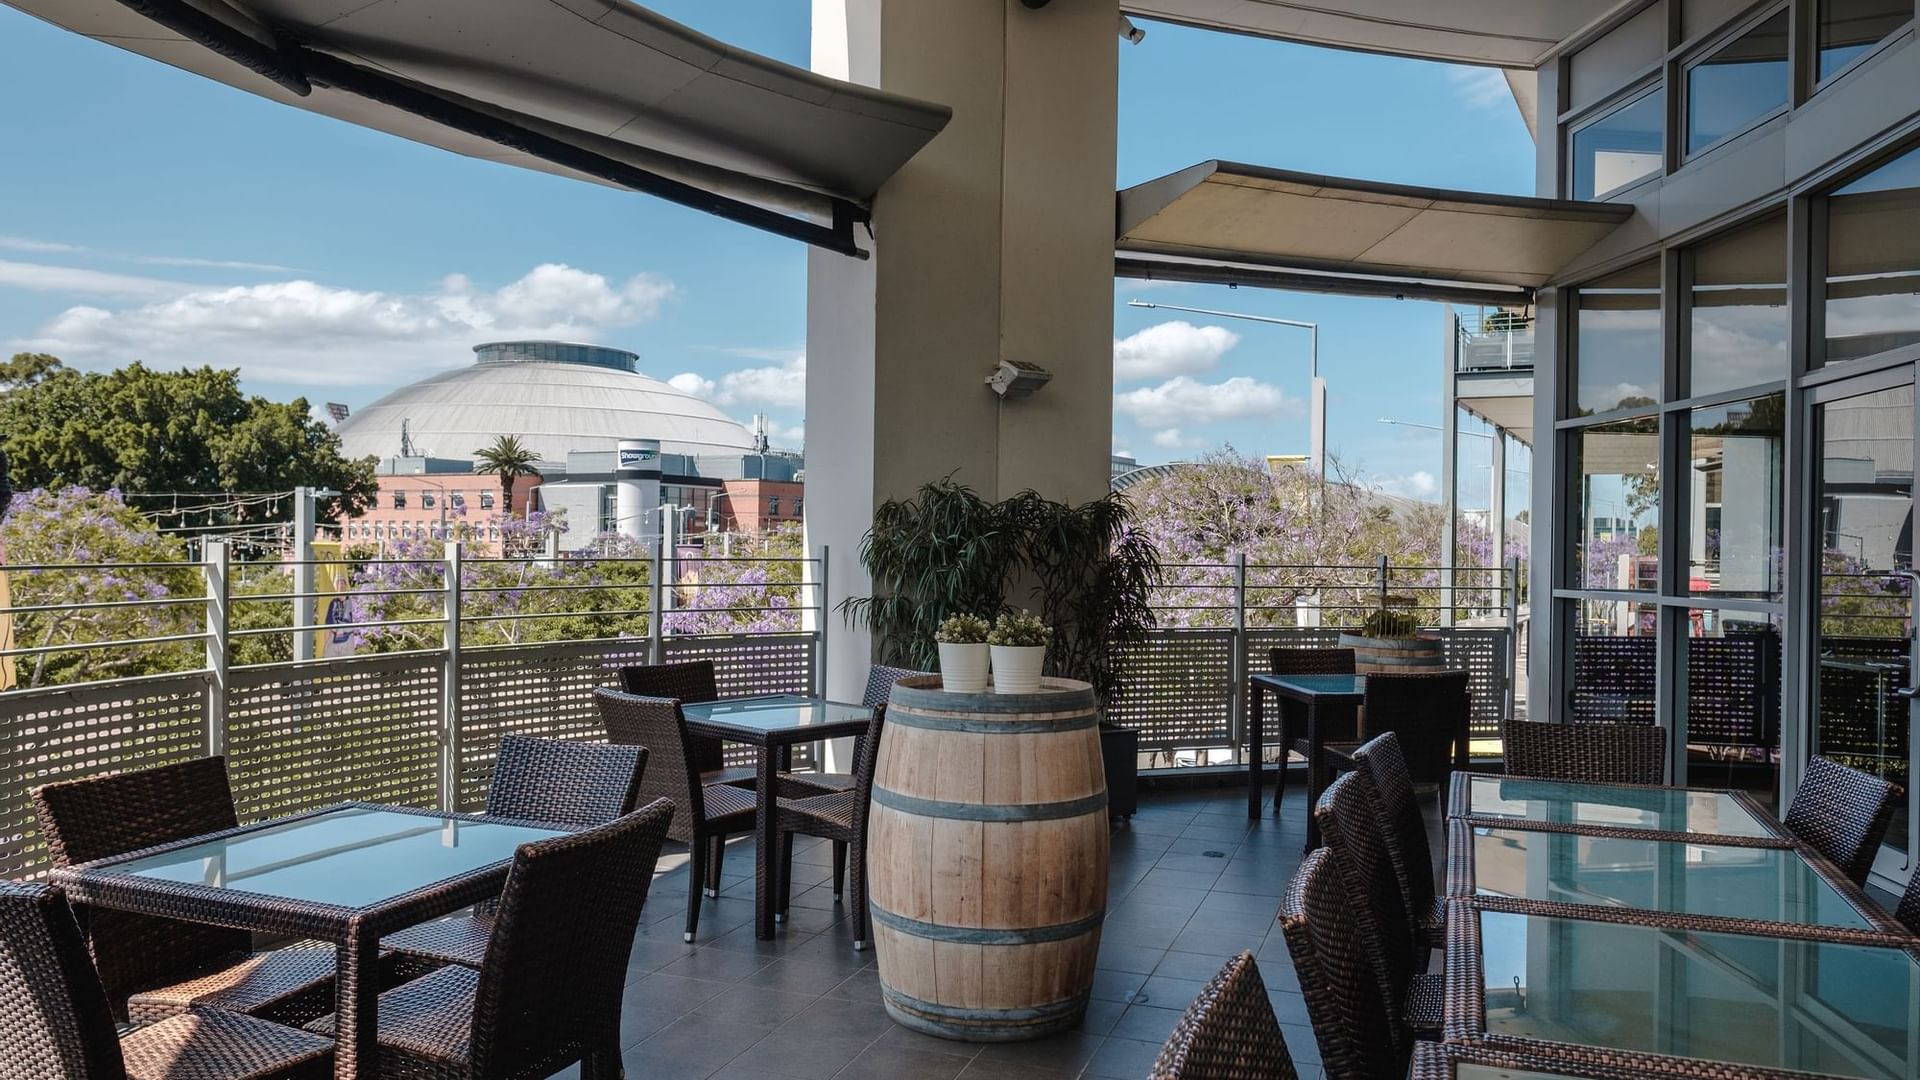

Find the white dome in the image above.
[{"left": 335, "top": 341, "right": 756, "bottom": 464}]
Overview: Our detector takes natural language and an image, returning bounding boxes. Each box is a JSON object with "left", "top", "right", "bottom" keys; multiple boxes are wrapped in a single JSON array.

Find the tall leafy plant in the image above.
[{"left": 843, "top": 479, "right": 1161, "bottom": 704}]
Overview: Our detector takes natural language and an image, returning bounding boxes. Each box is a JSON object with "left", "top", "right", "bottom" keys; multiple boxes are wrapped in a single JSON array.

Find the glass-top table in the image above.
[
  {"left": 1451, "top": 774, "right": 1784, "bottom": 841},
  {"left": 679, "top": 694, "right": 874, "bottom": 734},
  {"left": 1459, "top": 906, "right": 1920, "bottom": 1079},
  {"left": 99, "top": 804, "right": 563, "bottom": 909},
  {"left": 1456, "top": 823, "right": 1883, "bottom": 934}
]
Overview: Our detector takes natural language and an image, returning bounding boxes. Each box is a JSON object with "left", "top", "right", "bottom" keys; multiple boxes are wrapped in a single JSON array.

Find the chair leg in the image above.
[
  {"left": 582, "top": 1045, "right": 625, "bottom": 1080},
  {"left": 685, "top": 835, "right": 705, "bottom": 944},
  {"left": 778, "top": 832, "right": 795, "bottom": 921},
  {"left": 706, "top": 835, "right": 725, "bottom": 898},
  {"left": 850, "top": 837, "right": 870, "bottom": 951},
  {"left": 832, "top": 839, "right": 848, "bottom": 902}
]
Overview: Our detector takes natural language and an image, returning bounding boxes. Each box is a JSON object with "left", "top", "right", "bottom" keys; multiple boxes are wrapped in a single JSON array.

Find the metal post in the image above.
[
  {"left": 440, "top": 541, "right": 461, "bottom": 812},
  {"left": 817, "top": 544, "right": 831, "bottom": 699},
  {"left": 1489, "top": 426, "right": 1508, "bottom": 612},
  {"left": 1506, "top": 557, "right": 1521, "bottom": 722},
  {"left": 1230, "top": 553, "right": 1247, "bottom": 760},
  {"left": 292, "top": 486, "right": 316, "bottom": 661},
  {"left": 1440, "top": 319, "right": 1458, "bottom": 628},
  {"left": 204, "top": 540, "right": 229, "bottom": 758},
  {"left": 1377, "top": 554, "right": 1389, "bottom": 613},
  {"left": 648, "top": 539, "right": 664, "bottom": 666}
]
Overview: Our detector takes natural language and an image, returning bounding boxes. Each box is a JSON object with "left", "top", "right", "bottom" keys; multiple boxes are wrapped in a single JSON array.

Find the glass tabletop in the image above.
[
  {"left": 1468, "top": 825, "right": 1872, "bottom": 929},
  {"left": 99, "top": 806, "right": 563, "bottom": 910},
  {"left": 1461, "top": 775, "right": 1775, "bottom": 838},
  {"left": 1476, "top": 908, "right": 1920, "bottom": 1078},
  {"left": 679, "top": 694, "right": 873, "bottom": 733},
  {"left": 1258, "top": 673, "right": 1365, "bottom": 696},
  {"left": 1455, "top": 1067, "right": 1596, "bottom": 1080}
]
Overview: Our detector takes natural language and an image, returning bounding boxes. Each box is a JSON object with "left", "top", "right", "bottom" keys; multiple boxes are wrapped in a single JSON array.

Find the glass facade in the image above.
[
  {"left": 1824, "top": 146, "right": 1920, "bottom": 366},
  {"left": 1572, "top": 417, "right": 1660, "bottom": 591},
  {"left": 1685, "top": 9, "right": 1789, "bottom": 155},
  {"left": 1572, "top": 260, "right": 1662, "bottom": 415},
  {"left": 1571, "top": 89, "right": 1665, "bottom": 201},
  {"left": 1818, "top": 0, "right": 1910, "bottom": 81},
  {"left": 1688, "top": 395, "right": 1784, "bottom": 600},
  {"left": 1688, "top": 214, "right": 1787, "bottom": 396}
]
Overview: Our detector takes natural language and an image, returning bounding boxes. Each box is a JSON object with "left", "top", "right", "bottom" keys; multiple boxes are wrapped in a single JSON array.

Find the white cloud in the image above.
[
  {"left": 0, "top": 260, "right": 190, "bottom": 299},
  {"left": 668, "top": 372, "right": 717, "bottom": 398},
  {"left": 759, "top": 417, "right": 805, "bottom": 447},
  {"left": 1151, "top": 427, "right": 1201, "bottom": 450},
  {"left": 1114, "top": 375, "right": 1297, "bottom": 428},
  {"left": 0, "top": 236, "right": 84, "bottom": 255},
  {"left": 0, "top": 235, "right": 291, "bottom": 272},
  {"left": 1378, "top": 471, "right": 1439, "bottom": 499},
  {"left": 1113, "top": 321, "right": 1239, "bottom": 381},
  {"left": 12, "top": 262, "right": 679, "bottom": 388},
  {"left": 1447, "top": 65, "right": 1511, "bottom": 110},
  {"left": 714, "top": 354, "right": 806, "bottom": 409}
]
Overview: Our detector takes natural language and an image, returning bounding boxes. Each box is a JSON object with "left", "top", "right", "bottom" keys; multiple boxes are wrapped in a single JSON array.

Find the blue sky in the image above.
[{"left": 0, "top": 3, "right": 1533, "bottom": 505}]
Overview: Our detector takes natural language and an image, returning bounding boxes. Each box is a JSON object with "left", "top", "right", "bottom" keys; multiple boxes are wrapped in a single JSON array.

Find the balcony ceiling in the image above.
[
  {"left": 1118, "top": 161, "right": 1634, "bottom": 295},
  {"left": 1123, "top": 0, "right": 1637, "bottom": 67},
  {"left": 2, "top": 0, "right": 952, "bottom": 253}
]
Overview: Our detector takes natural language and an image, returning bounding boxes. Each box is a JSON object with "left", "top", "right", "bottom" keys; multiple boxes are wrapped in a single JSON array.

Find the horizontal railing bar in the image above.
[
  {"left": 1, "top": 561, "right": 199, "bottom": 572},
  {"left": 0, "top": 595, "right": 208, "bottom": 616},
  {"left": 227, "top": 616, "right": 447, "bottom": 637},
  {"left": 233, "top": 586, "right": 447, "bottom": 602},
  {"left": 0, "top": 630, "right": 210, "bottom": 658}
]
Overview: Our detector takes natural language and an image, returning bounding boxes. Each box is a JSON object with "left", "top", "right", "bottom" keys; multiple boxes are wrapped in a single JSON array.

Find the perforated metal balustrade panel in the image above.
[
  {"left": 0, "top": 672, "right": 210, "bottom": 878},
  {"left": 226, "top": 654, "right": 442, "bottom": 821},
  {"left": 1107, "top": 629, "right": 1236, "bottom": 751}
]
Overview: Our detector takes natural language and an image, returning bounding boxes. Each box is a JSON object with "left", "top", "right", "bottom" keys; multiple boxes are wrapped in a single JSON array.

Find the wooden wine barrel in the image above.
[
  {"left": 869, "top": 675, "right": 1108, "bottom": 1042},
  {"left": 1337, "top": 631, "right": 1447, "bottom": 675}
]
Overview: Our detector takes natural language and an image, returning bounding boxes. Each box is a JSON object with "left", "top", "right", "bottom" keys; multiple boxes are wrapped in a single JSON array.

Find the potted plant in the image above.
[
  {"left": 988, "top": 610, "right": 1050, "bottom": 693},
  {"left": 1338, "top": 602, "right": 1445, "bottom": 674},
  {"left": 935, "top": 613, "right": 992, "bottom": 693}
]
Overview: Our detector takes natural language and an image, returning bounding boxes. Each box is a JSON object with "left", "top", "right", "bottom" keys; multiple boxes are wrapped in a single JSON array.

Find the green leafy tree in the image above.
[
  {"left": 0, "top": 352, "right": 63, "bottom": 391},
  {"left": 0, "top": 360, "right": 377, "bottom": 521},
  {"left": 473, "top": 436, "right": 542, "bottom": 518}
]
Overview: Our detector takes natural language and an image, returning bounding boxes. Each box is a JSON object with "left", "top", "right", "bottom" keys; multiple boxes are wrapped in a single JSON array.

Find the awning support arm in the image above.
[
  {"left": 108, "top": 0, "right": 872, "bottom": 258},
  {"left": 1114, "top": 257, "right": 1534, "bottom": 307}
]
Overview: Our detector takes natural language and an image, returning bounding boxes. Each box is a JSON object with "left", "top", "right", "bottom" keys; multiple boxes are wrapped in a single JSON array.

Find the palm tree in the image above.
[{"left": 473, "top": 435, "right": 541, "bottom": 517}]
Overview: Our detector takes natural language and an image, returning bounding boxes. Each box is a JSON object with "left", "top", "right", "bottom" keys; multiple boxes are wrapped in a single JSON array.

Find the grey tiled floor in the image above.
[{"left": 555, "top": 781, "right": 1354, "bottom": 1080}]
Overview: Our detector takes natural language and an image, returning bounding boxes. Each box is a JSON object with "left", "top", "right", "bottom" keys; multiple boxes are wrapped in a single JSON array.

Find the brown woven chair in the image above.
[
  {"left": 1348, "top": 733, "right": 1443, "bottom": 948},
  {"left": 1355, "top": 670, "right": 1469, "bottom": 789},
  {"left": 382, "top": 736, "right": 648, "bottom": 970},
  {"left": 775, "top": 705, "right": 886, "bottom": 949},
  {"left": 1313, "top": 770, "right": 1440, "bottom": 1043},
  {"left": 596, "top": 688, "right": 758, "bottom": 942},
  {"left": 1892, "top": 858, "right": 1920, "bottom": 935},
  {"left": 0, "top": 880, "right": 332, "bottom": 1080},
  {"left": 30, "top": 757, "right": 339, "bottom": 1026},
  {"left": 1784, "top": 755, "right": 1902, "bottom": 885},
  {"left": 1266, "top": 647, "right": 1358, "bottom": 810},
  {"left": 1147, "top": 951, "right": 1299, "bottom": 1080},
  {"left": 307, "top": 799, "right": 674, "bottom": 1080},
  {"left": 1502, "top": 718, "right": 1666, "bottom": 785},
  {"left": 618, "top": 661, "right": 752, "bottom": 786},
  {"left": 1279, "top": 847, "right": 1405, "bottom": 1080}
]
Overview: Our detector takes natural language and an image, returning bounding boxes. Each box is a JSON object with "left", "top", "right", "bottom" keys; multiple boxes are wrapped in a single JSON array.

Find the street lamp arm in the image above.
[{"left": 1126, "top": 299, "right": 1317, "bottom": 332}]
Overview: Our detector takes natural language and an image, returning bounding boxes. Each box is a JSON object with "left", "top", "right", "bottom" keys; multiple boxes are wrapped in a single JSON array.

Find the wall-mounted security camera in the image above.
[
  {"left": 987, "top": 359, "right": 1053, "bottom": 399},
  {"left": 1119, "top": 15, "right": 1146, "bottom": 43}
]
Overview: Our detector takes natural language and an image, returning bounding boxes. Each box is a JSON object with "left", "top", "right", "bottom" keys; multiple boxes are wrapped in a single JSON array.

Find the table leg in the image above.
[
  {"left": 1273, "top": 697, "right": 1295, "bottom": 817},
  {"left": 756, "top": 743, "right": 779, "bottom": 940},
  {"left": 1303, "top": 703, "right": 1322, "bottom": 852},
  {"left": 1247, "top": 685, "right": 1265, "bottom": 819},
  {"left": 333, "top": 923, "right": 377, "bottom": 1080}
]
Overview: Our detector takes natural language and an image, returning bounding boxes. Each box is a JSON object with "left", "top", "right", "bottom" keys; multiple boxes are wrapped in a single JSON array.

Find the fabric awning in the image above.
[
  {"left": 1118, "top": 162, "right": 1634, "bottom": 298},
  {"left": 5, "top": 0, "right": 953, "bottom": 255}
]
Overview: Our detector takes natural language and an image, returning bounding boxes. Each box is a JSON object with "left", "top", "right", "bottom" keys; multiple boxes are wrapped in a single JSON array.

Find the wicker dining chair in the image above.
[
  {"left": 30, "top": 757, "right": 340, "bottom": 1026},
  {"left": 618, "top": 661, "right": 751, "bottom": 785},
  {"left": 382, "top": 736, "right": 648, "bottom": 970},
  {"left": 1266, "top": 647, "right": 1359, "bottom": 811},
  {"left": 1147, "top": 951, "right": 1299, "bottom": 1080},
  {"left": 306, "top": 799, "right": 674, "bottom": 1080},
  {"left": 0, "top": 880, "right": 333, "bottom": 1080},
  {"left": 1892, "top": 860, "right": 1920, "bottom": 935},
  {"left": 1354, "top": 670, "right": 1470, "bottom": 790},
  {"left": 1313, "top": 771, "right": 1440, "bottom": 1042},
  {"left": 1348, "top": 733, "right": 1443, "bottom": 948},
  {"left": 775, "top": 704, "right": 886, "bottom": 949},
  {"left": 1502, "top": 719, "right": 1666, "bottom": 785},
  {"left": 595, "top": 688, "right": 757, "bottom": 941},
  {"left": 1784, "top": 755, "right": 1902, "bottom": 885},
  {"left": 1279, "top": 847, "right": 1406, "bottom": 1080}
]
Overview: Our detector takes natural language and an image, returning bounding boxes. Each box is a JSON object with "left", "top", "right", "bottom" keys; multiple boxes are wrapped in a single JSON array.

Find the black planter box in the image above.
[{"left": 1100, "top": 723, "right": 1138, "bottom": 820}]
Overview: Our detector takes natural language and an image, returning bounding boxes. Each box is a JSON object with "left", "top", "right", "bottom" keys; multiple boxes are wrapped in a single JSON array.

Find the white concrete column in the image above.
[{"left": 806, "top": 0, "right": 1119, "bottom": 705}]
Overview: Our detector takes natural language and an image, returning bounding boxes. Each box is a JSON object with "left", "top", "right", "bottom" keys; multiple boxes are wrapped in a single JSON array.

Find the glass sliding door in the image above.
[{"left": 1809, "top": 371, "right": 1918, "bottom": 877}]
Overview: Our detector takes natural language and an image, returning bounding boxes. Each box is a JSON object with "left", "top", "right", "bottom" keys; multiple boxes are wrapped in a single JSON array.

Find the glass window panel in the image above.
[
  {"left": 1685, "top": 608, "right": 1782, "bottom": 812},
  {"left": 1688, "top": 395, "right": 1784, "bottom": 599},
  {"left": 1686, "top": 10, "right": 1789, "bottom": 155},
  {"left": 1825, "top": 145, "right": 1920, "bottom": 366},
  {"left": 1569, "top": 598, "right": 1660, "bottom": 722},
  {"left": 1573, "top": 260, "right": 1662, "bottom": 416},
  {"left": 1570, "top": 89, "right": 1664, "bottom": 200},
  {"left": 1818, "top": 0, "right": 1909, "bottom": 81},
  {"left": 1687, "top": 215, "right": 1786, "bottom": 395},
  {"left": 1572, "top": 417, "right": 1660, "bottom": 591}
]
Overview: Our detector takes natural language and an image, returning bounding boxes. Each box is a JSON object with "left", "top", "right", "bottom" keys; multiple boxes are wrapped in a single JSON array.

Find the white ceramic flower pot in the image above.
[
  {"left": 938, "top": 641, "right": 991, "bottom": 693},
  {"left": 990, "top": 645, "right": 1046, "bottom": 693}
]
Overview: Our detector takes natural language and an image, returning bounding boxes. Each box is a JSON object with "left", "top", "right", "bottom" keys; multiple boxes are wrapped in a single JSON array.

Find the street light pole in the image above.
[{"left": 1126, "top": 300, "right": 1324, "bottom": 488}]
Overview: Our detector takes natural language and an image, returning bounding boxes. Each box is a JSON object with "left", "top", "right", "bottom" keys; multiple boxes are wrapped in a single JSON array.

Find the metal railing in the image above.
[
  {"left": 0, "top": 548, "right": 1516, "bottom": 876},
  {"left": 1456, "top": 309, "right": 1535, "bottom": 372}
]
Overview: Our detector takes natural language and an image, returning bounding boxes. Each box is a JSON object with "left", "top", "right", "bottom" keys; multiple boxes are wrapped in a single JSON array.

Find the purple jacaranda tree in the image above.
[{"left": 665, "top": 523, "right": 805, "bottom": 636}]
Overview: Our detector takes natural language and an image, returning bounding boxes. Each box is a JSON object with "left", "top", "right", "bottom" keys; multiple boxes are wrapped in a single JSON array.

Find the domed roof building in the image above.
[{"left": 335, "top": 341, "right": 756, "bottom": 465}]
